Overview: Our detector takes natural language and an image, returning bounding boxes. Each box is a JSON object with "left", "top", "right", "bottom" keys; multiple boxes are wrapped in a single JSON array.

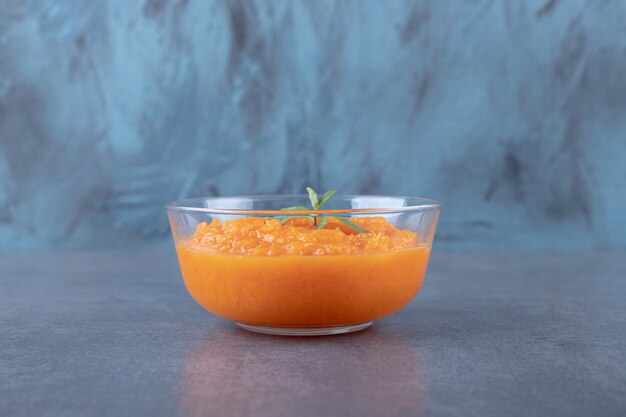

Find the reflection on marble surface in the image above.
[
  {"left": 1, "top": 1, "right": 626, "bottom": 250},
  {"left": 180, "top": 327, "right": 426, "bottom": 417}
]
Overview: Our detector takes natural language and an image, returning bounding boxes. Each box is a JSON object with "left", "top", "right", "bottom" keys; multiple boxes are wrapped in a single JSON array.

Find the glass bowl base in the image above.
[{"left": 236, "top": 321, "right": 373, "bottom": 336}]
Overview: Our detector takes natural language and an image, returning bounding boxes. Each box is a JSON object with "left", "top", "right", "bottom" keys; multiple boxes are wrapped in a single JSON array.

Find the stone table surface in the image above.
[{"left": 1, "top": 251, "right": 625, "bottom": 417}]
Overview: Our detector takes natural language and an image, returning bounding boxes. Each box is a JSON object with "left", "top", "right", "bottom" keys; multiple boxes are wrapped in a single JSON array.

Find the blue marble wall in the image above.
[{"left": 1, "top": 0, "right": 625, "bottom": 251}]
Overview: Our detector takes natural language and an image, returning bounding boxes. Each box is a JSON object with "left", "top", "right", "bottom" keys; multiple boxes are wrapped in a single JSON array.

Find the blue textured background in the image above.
[{"left": 1, "top": 0, "right": 625, "bottom": 251}]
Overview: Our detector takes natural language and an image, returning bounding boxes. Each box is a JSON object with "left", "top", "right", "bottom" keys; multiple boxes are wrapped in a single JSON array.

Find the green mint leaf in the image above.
[
  {"left": 334, "top": 217, "right": 369, "bottom": 233},
  {"left": 306, "top": 187, "right": 319, "bottom": 209},
  {"left": 279, "top": 188, "right": 360, "bottom": 231},
  {"left": 316, "top": 215, "right": 328, "bottom": 229},
  {"left": 317, "top": 190, "right": 336, "bottom": 208},
  {"left": 276, "top": 215, "right": 314, "bottom": 224}
]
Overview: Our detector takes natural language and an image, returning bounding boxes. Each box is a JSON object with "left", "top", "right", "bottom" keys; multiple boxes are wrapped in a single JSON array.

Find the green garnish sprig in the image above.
[{"left": 276, "top": 187, "right": 369, "bottom": 233}]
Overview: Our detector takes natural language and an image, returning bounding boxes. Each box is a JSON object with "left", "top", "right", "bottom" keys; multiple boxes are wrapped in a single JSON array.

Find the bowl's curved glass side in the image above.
[
  {"left": 166, "top": 209, "right": 214, "bottom": 244},
  {"left": 166, "top": 195, "right": 440, "bottom": 215},
  {"left": 395, "top": 209, "right": 440, "bottom": 247}
]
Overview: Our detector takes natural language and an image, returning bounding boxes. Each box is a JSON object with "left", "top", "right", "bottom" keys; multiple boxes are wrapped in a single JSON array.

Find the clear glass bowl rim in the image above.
[{"left": 165, "top": 194, "right": 441, "bottom": 215}]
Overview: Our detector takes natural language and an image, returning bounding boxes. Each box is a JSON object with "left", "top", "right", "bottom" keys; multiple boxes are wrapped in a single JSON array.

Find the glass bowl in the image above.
[{"left": 166, "top": 195, "right": 440, "bottom": 336}]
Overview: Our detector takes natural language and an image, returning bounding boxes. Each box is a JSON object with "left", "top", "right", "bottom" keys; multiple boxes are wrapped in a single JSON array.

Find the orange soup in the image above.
[{"left": 175, "top": 217, "right": 431, "bottom": 327}]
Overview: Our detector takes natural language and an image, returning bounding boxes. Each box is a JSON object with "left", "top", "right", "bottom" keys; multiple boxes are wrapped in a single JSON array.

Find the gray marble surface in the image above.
[{"left": 2, "top": 251, "right": 625, "bottom": 417}]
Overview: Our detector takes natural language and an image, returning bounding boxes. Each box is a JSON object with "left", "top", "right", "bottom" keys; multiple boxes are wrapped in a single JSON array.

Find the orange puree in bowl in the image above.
[{"left": 176, "top": 217, "right": 431, "bottom": 327}]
